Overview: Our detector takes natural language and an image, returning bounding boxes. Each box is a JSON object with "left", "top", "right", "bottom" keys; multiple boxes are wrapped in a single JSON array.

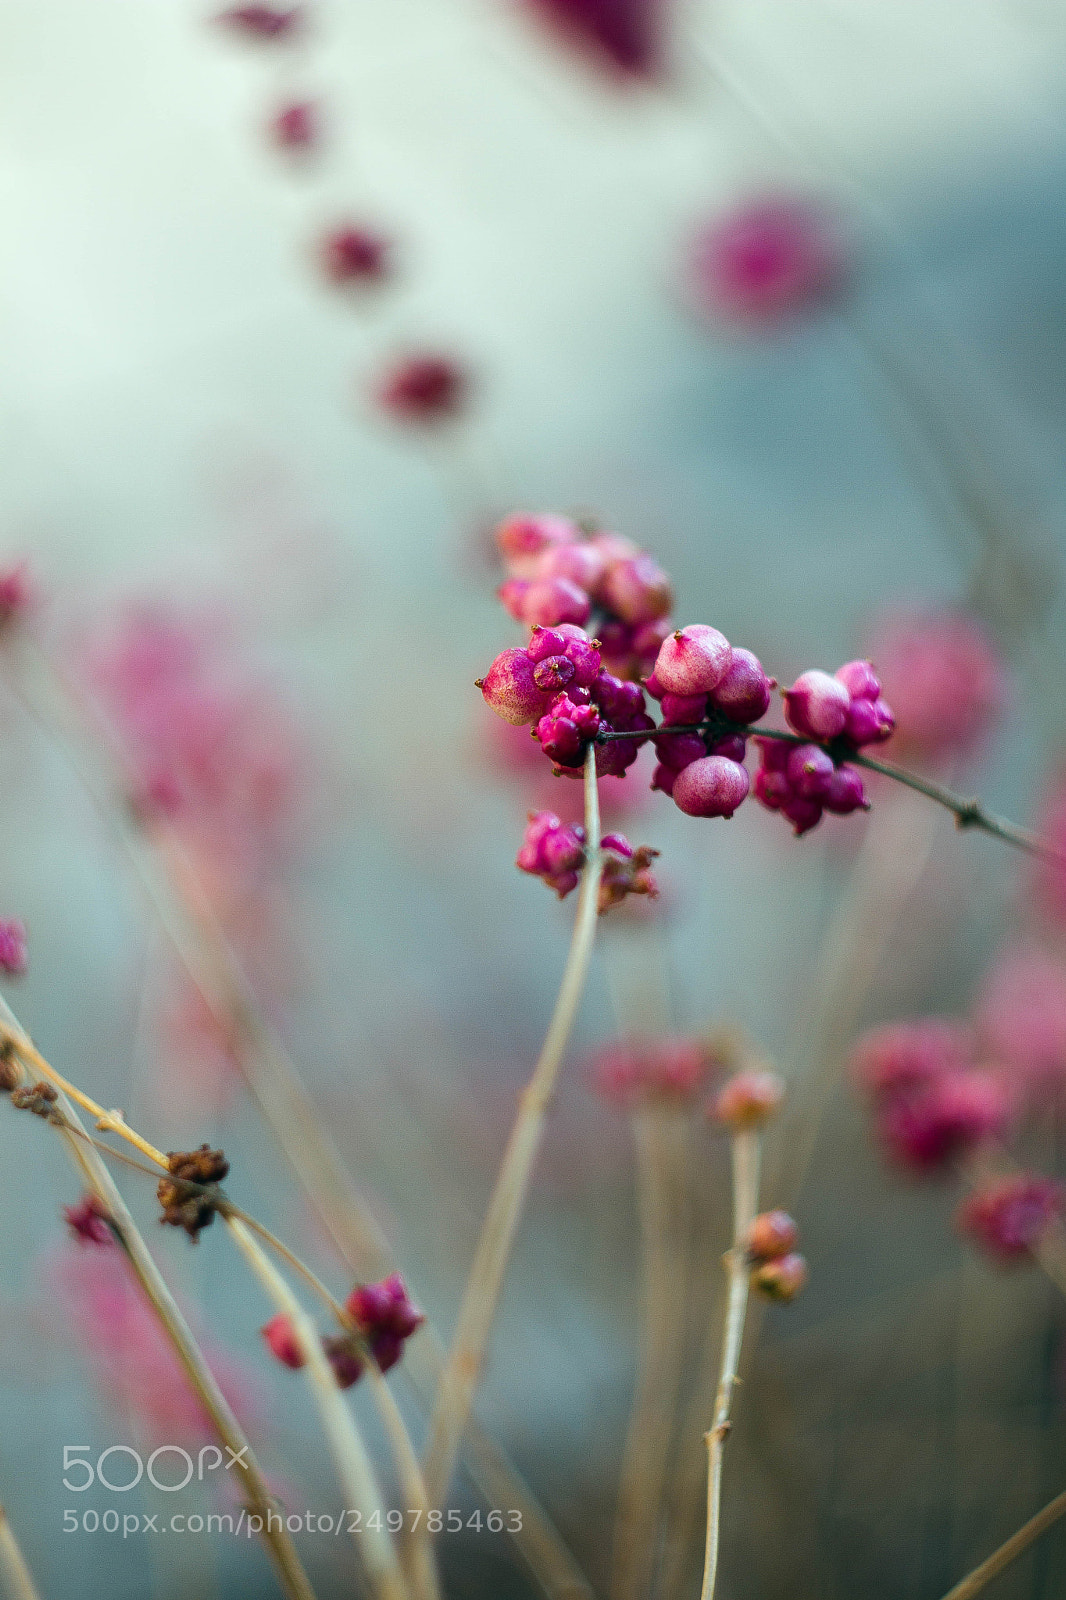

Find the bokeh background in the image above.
[{"left": 3, "top": 1, "right": 1066, "bottom": 1596}]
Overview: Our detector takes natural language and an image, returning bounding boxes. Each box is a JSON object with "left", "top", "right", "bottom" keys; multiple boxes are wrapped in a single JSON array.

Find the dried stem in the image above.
[
  {"left": 224, "top": 1216, "right": 412, "bottom": 1600},
  {"left": 0, "top": 1000, "right": 316, "bottom": 1600},
  {"left": 611, "top": 1107, "right": 692, "bottom": 1600},
  {"left": 423, "top": 745, "right": 604, "bottom": 1505},
  {"left": 14, "top": 642, "right": 595, "bottom": 1600},
  {"left": 700, "top": 1129, "right": 761, "bottom": 1600},
  {"left": 0, "top": 1507, "right": 40, "bottom": 1600},
  {"left": 598, "top": 723, "right": 1061, "bottom": 864},
  {"left": 938, "top": 1487, "right": 1066, "bottom": 1600}
]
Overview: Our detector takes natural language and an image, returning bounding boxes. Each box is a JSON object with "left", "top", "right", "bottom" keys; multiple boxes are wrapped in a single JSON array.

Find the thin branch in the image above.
[
  {"left": 0, "top": 1000, "right": 316, "bottom": 1600},
  {"left": 597, "top": 721, "right": 1061, "bottom": 863},
  {"left": 0, "top": 1507, "right": 40, "bottom": 1600},
  {"left": 423, "top": 745, "right": 604, "bottom": 1506},
  {"left": 224, "top": 1216, "right": 411, "bottom": 1600},
  {"left": 700, "top": 1129, "right": 761, "bottom": 1600},
  {"left": 939, "top": 1488, "right": 1066, "bottom": 1600}
]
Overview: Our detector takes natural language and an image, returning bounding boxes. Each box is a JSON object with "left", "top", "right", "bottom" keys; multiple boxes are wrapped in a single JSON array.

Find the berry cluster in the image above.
[
  {"left": 516, "top": 812, "right": 659, "bottom": 911},
  {"left": 477, "top": 624, "right": 654, "bottom": 779},
  {"left": 479, "top": 515, "right": 899, "bottom": 840},
  {"left": 262, "top": 1273, "right": 423, "bottom": 1389}
]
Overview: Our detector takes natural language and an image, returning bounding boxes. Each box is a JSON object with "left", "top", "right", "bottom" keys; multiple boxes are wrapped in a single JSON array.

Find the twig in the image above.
[
  {"left": 597, "top": 721, "right": 1060, "bottom": 863},
  {"left": 700, "top": 1129, "right": 761, "bottom": 1600},
  {"left": 224, "top": 1216, "right": 411, "bottom": 1600},
  {"left": 938, "top": 1488, "right": 1066, "bottom": 1600},
  {"left": 0, "top": 1000, "right": 316, "bottom": 1600},
  {"left": 0, "top": 1506, "right": 40, "bottom": 1600},
  {"left": 423, "top": 745, "right": 604, "bottom": 1505}
]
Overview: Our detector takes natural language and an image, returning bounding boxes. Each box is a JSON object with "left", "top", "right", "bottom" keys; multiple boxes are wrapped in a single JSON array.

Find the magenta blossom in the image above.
[
  {"left": 690, "top": 197, "right": 848, "bottom": 329},
  {"left": 873, "top": 1070, "right": 1011, "bottom": 1174},
  {"left": 849, "top": 1019, "right": 974, "bottom": 1099},
  {"left": 63, "top": 1196, "right": 113, "bottom": 1248},
  {"left": 957, "top": 1174, "right": 1062, "bottom": 1262},
  {"left": 346, "top": 1273, "right": 424, "bottom": 1374}
]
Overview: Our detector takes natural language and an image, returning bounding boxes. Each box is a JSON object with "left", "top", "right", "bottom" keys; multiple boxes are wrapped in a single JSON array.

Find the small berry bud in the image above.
[
  {"left": 711, "top": 1070, "right": 785, "bottom": 1128},
  {"left": 262, "top": 1313, "right": 306, "bottom": 1369},
  {"left": 746, "top": 1210, "right": 799, "bottom": 1262},
  {"left": 271, "top": 100, "right": 318, "bottom": 151},
  {"left": 752, "top": 1252, "right": 808, "bottom": 1302},
  {"left": 319, "top": 225, "right": 392, "bottom": 287},
  {"left": 375, "top": 355, "right": 467, "bottom": 425}
]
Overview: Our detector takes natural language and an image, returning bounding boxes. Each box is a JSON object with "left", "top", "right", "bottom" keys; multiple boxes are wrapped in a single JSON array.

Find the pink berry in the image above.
[
  {"left": 520, "top": 0, "right": 665, "bottom": 79},
  {"left": 262, "top": 1313, "right": 305, "bottom": 1370},
  {"left": 659, "top": 692, "right": 707, "bottom": 724},
  {"left": 781, "top": 795, "right": 823, "bottom": 836},
  {"left": 843, "top": 695, "right": 894, "bottom": 747},
  {"left": 598, "top": 553, "right": 673, "bottom": 625},
  {"left": 516, "top": 811, "right": 587, "bottom": 897},
  {"left": 216, "top": 5, "right": 303, "bottom": 39},
  {"left": 690, "top": 196, "right": 847, "bottom": 329},
  {"left": 672, "top": 755, "right": 749, "bottom": 818},
  {"left": 822, "top": 766, "right": 868, "bottom": 815},
  {"left": 654, "top": 731, "right": 706, "bottom": 772},
  {"left": 654, "top": 625, "right": 732, "bottom": 697},
  {"left": 785, "top": 743, "right": 834, "bottom": 801},
  {"left": 746, "top": 1210, "right": 799, "bottom": 1262},
  {"left": 534, "top": 541, "right": 608, "bottom": 591},
  {"left": 783, "top": 669, "right": 850, "bottom": 740},
  {"left": 752, "top": 1252, "right": 808, "bottom": 1302},
  {"left": 271, "top": 100, "right": 317, "bottom": 150},
  {"left": 835, "top": 659, "right": 881, "bottom": 700},
  {"left": 875, "top": 1070, "right": 1010, "bottom": 1173},
  {"left": 319, "top": 225, "right": 392, "bottom": 287},
  {"left": 711, "top": 648, "right": 773, "bottom": 723},
  {"left": 477, "top": 649, "right": 551, "bottom": 726},
  {"left": 63, "top": 1195, "right": 113, "bottom": 1248},
  {"left": 520, "top": 577, "right": 591, "bottom": 629},
  {"left": 865, "top": 610, "right": 1003, "bottom": 759},
  {"left": 495, "top": 514, "right": 580, "bottom": 578},
  {"left": 375, "top": 355, "right": 467, "bottom": 425}
]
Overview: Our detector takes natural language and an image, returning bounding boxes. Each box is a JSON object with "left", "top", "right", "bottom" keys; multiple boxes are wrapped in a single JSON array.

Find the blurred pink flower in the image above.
[
  {"left": 689, "top": 197, "right": 848, "bottom": 329},
  {"left": 216, "top": 5, "right": 304, "bottom": 40},
  {"left": 82, "top": 604, "right": 306, "bottom": 910},
  {"left": 849, "top": 1018, "right": 974, "bottom": 1099},
  {"left": 518, "top": 0, "right": 667, "bottom": 79},
  {"left": 0, "top": 919, "right": 27, "bottom": 977},
  {"left": 591, "top": 1035, "right": 714, "bottom": 1107},
  {"left": 873, "top": 1070, "right": 1011, "bottom": 1174},
  {"left": 958, "top": 1173, "right": 1062, "bottom": 1263},
  {"left": 864, "top": 609, "right": 1004, "bottom": 761},
  {"left": 974, "top": 943, "right": 1066, "bottom": 1101},
  {"left": 318, "top": 224, "right": 393, "bottom": 288},
  {"left": 48, "top": 1244, "right": 259, "bottom": 1445},
  {"left": 271, "top": 101, "right": 318, "bottom": 152}
]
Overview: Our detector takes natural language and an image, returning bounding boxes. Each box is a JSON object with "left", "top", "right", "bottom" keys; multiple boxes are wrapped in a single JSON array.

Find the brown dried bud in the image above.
[
  {"left": 746, "top": 1210, "right": 799, "bottom": 1263},
  {"left": 709, "top": 1070, "right": 785, "bottom": 1130},
  {"left": 166, "top": 1145, "right": 230, "bottom": 1184},
  {"left": 157, "top": 1145, "right": 230, "bottom": 1240},
  {"left": 751, "top": 1252, "right": 808, "bottom": 1303},
  {"left": 11, "top": 1080, "right": 63, "bottom": 1123}
]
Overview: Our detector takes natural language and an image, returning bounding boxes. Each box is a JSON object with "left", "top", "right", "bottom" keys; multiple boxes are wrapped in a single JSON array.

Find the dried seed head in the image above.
[{"left": 11, "top": 1080, "right": 62, "bottom": 1122}]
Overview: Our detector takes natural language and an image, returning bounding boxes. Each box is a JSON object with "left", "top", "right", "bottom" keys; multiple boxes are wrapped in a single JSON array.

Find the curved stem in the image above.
[
  {"left": 700, "top": 1129, "right": 761, "bottom": 1600},
  {"left": 224, "top": 1216, "right": 411, "bottom": 1600},
  {"left": 938, "top": 1488, "right": 1066, "bottom": 1600},
  {"left": 422, "top": 746, "right": 603, "bottom": 1505},
  {"left": 0, "top": 1507, "right": 40, "bottom": 1600}
]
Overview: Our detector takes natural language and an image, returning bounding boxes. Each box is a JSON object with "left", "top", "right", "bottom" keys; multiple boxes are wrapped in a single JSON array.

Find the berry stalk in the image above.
[{"left": 423, "top": 745, "right": 604, "bottom": 1504}]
